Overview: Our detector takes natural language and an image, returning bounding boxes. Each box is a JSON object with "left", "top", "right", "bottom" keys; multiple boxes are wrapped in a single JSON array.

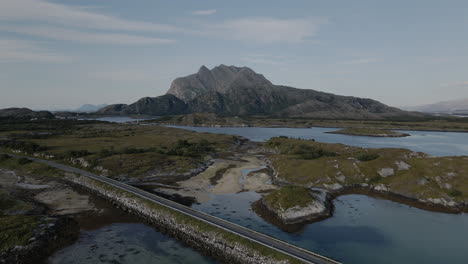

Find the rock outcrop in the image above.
[
  {"left": 66, "top": 173, "right": 291, "bottom": 264},
  {"left": 259, "top": 186, "right": 332, "bottom": 224}
]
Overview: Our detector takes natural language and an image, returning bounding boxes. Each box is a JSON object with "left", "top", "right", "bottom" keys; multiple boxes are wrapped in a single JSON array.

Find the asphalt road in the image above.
[{"left": 7, "top": 154, "right": 341, "bottom": 264}]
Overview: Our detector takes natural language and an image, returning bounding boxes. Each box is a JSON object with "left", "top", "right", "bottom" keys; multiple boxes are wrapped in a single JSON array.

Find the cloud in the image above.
[
  {"left": 192, "top": 9, "right": 217, "bottom": 16},
  {"left": 0, "top": 38, "right": 71, "bottom": 63},
  {"left": 1, "top": 25, "right": 176, "bottom": 45},
  {"left": 198, "top": 17, "right": 325, "bottom": 43},
  {"left": 339, "top": 58, "right": 380, "bottom": 65},
  {"left": 0, "top": 0, "right": 180, "bottom": 33}
]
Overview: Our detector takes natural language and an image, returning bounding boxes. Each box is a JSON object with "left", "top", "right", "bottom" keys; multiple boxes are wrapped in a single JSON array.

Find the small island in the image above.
[
  {"left": 326, "top": 127, "right": 410, "bottom": 137},
  {"left": 258, "top": 186, "right": 331, "bottom": 224}
]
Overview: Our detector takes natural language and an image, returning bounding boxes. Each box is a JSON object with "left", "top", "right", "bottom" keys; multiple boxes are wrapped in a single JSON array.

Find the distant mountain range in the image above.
[
  {"left": 402, "top": 99, "right": 468, "bottom": 115},
  {"left": 98, "top": 65, "right": 424, "bottom": 119}
]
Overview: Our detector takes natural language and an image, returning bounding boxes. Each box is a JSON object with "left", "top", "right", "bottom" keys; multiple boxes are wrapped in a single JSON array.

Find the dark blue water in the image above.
[
  {"left": 193, "top": 192, "right": 468, "bottom": 264},
  {"left": 169, "top": 126, "right": 468, "bottom": 157},
  {"left": 175, "top": 126, "right": 468, "bottom": 264}
]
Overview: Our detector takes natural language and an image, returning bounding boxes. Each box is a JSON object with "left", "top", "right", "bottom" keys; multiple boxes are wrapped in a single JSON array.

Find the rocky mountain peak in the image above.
[{"left": 167, "top": 65, "right": 272, "bottom": 102}]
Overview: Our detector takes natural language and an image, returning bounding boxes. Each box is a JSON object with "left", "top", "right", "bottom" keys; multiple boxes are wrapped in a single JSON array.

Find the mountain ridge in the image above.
[
  {"left": 98, "top": 65, "right": 424, "bottom": 119},
  {"left": 402, "top": 98, "right": 468, "bottom": 114}
]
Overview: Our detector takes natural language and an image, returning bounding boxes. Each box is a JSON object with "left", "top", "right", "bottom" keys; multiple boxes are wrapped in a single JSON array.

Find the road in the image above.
[{"left": 7, "top": 154, "right": 341, "bottom": 264}]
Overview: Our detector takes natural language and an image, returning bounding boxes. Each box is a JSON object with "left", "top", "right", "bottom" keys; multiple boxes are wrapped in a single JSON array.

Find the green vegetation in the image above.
[
  {"left": 267, "top": 138, "right": 336, "bottom": 160},
  {"left": 0, "top": 215, "right": 41, "bottom": 252},
  {"left": 17, "top": 157, "right": 32, "bottom": 165},
  {"left": 356, "top": 152, "right": 380, "bottom": 161},
  {"left": 327, "top": 127, "right": 409, "bottom": 137},
  {"left": 0, "top": 186, "right": 41, "bottom": 253},
  {"left": 263, "top": 186, "right": 316, "bottom": 210},
  {"left": 0, "top": 154, "right": 11, "bottom": 162},
  {"left": 149, "top": 113, "right": 468, "bottom": 132},
  {"left": 0, "top": 156, "right": 63, "bottom": 179},
  {"left": 0, "top": 140, "right": 47, "bottom": 153},
  {"left": 0, "top": 122, "right": 237, "bottom": 179},
  {"left": 265, "top": 137, "right": 468, "bottom": 204},
  {"left": 448, "top": 189, "right": 463, "bottom": 197}
]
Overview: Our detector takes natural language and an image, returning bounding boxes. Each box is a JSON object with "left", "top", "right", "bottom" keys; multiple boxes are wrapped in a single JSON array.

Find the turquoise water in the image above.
[{"left": 48, "top": 223, "right": 215, "bottom": 264}]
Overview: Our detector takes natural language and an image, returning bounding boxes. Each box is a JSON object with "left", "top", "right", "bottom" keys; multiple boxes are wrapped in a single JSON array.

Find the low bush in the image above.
[
  {"left": 356, "top": 153, "right": 380, "bottom": 161},
  {"left": 448, "top": 189, "right": 462, "bottom": 197},
  {"left": 0, "top": 154, "right": 11, "bottom": 162},
  {"left": 17, "top": 157, "right": 32, "bottom": 165},
  {"left": 290, "top": 144, "right": 336, "bottom": 160}
]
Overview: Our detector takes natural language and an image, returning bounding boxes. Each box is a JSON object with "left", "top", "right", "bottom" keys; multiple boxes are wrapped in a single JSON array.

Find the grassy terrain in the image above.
[
  {"left": 0, "top": 155, "right": 63, "bottom": 179},
  {"left": 327, "top": 127, "right": 409, "bottom": 137},
  {"left": 0, "top": 215, "right": 40, "bottom": 252},
  {"left": 266, "top": 137, "right": 468, "bottom": 204},
  {"left": 0, "top": 123, "right": 238, "bottom": 179},
  {"left": 0, "top": 160, "right": 46, "bottom": 253},
  {"left": 263, "top": 186, "right": 316, "bottom": 210},
  {"left": 149, "top": 113, "right": 468, "bottom": 132}
]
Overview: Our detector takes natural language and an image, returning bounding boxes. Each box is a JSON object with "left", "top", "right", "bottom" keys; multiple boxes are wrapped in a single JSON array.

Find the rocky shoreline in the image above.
[
  {"left": 0, "top": 217, "right": 78, "bottom": 264},
  {"left": 65, "top": 173, "right": 293, "bottom": 264},
  {"left": 255, "top": 183, "right": 468, "bottom": 230}
]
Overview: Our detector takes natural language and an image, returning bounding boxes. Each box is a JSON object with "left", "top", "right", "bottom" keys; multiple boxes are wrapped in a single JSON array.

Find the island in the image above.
[
  {"left": 326, "top": 127, "right": 410, "bottom": 137},
  {"left": 255, "top": 136, "right": 467, "bottom": 226}
]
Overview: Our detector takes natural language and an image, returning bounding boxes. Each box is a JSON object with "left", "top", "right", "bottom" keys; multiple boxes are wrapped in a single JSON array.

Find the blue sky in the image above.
[{"left": 1, "top": 0, "right": 467, "bottom": 110}]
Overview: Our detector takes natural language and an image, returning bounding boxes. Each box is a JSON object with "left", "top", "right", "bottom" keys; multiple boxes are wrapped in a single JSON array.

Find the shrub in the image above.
[
  {"left": 17, "top": 157, "right": 32, "bottom": 165},
  {"left": 448, "top": 189, "right": 462, "bottom": 197},
  {"left": 166, "top": 139, "right": 214, "bottom": 158},
  {"left": 64, "top": 150, "right": 92, "bottom": 158},
  {"left": 357, "top": 153, "right": 380, "bottom": 162},
  {"left": 0, "top": 154, "right": 11, "bottom": 162},
  {"left": 290, "top": 144, "right": 336, "bottom": 160},
  {"left": 0, "top": 140, "right": 47, "bottom": 153}
]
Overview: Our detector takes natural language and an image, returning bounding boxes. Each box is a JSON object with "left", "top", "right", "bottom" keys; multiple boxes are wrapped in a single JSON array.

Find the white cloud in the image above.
[
  {"left": 0, "top": 38, "right": 71, "bottom": 63},
  {"left": 1, "top": 25, "right": 176, "bottom": 45},
  {"left": 0, "top": 0, "right": 179, "bottom": 33},
  {"left": 192, "top": 9, "right": 217, "bottom": 16},
  {"left": 198, "top": 17, "right": 325, "bottom": 43}
]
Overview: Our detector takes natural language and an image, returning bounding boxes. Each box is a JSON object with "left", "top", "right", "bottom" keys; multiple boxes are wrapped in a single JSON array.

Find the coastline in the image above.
[
  {"left": 157, "top": 122, "right": 468, "bottom": 134},
  {"left": 253, "top": 184, "right": 468, "bottom": 232}
]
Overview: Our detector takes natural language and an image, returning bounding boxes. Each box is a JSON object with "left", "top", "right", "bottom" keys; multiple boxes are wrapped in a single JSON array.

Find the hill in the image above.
[
  {"left": 99, "top": 65, "right": 424, "bottom": 119},
  {"left": 403, "top": 98, "right": 468, "bottom": 115},
  {"left": 0, "top": 108, "right": 54, "bottom": 119}
]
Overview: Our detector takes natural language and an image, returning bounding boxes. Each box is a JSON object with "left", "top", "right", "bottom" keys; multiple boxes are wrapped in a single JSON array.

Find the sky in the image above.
[{"left": 1, "top": 0, "right": 467, "bottom": 110}]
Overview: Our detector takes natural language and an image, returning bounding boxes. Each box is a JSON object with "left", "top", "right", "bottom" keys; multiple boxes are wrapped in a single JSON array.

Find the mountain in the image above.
[
  {"left": 97, "top": 94, "right": 187, "bottom": 116},
  {"left": 99, "top": 65, "right": 424, "bottom": 119},
  {"left": 0, "top": 108, "right": 54, "bottom": 119},
  {"left": 76, "top": 104, "right": 108, "bottom": 113},
  {"left": 403, "top": 98, "right": 468, "bottom": 115}
]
